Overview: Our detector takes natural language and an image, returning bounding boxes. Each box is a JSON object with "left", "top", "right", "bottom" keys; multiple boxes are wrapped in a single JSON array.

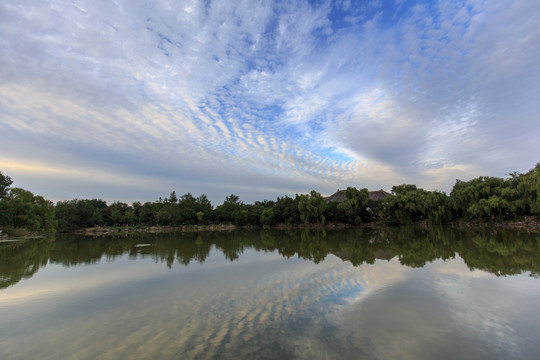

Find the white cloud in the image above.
[{"left": 0, "top": 0, "right": 539, "bottom": 202}]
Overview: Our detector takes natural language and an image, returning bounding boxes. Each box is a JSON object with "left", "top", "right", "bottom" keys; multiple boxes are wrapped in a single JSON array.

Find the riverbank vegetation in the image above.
[{"left": 0, "top": 163, "right": 538, "bottom": 236}]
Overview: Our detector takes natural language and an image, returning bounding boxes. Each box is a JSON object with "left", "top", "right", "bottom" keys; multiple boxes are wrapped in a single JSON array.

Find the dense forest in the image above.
[{"left": 0, "top": 163, "right": 538, "bottom": 235}]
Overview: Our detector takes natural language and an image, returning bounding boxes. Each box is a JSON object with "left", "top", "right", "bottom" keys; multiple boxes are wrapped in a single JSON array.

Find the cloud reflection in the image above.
[
  {"left": 1, "top": 228, "right": 540, "bottom": 359},
  {"left": 0, "top": 252, "right": 407, "bottom": 359}
]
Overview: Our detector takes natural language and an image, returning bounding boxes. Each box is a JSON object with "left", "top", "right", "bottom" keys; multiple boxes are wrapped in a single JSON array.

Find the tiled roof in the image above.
[{"left": 325, "top": 189, "right": 392, "bottom": 202}]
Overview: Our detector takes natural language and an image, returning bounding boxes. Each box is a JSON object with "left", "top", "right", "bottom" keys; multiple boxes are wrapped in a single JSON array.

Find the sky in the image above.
[{"left": 1, "top": 0, "right": 539, "bottom": 205}]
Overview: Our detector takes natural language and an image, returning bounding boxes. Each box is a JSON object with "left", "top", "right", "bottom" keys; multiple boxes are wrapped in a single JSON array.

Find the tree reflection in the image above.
[
  {"left": 2, "top": 227, "right": 540, "bottom": 288},
  {"left": 0, "top": 237, "right": 54, "bottom": 289}
]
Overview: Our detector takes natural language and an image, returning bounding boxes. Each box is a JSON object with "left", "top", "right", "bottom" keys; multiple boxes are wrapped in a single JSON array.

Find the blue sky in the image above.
[{"left": 1, "top": 0, "right": 539, "bottom": 205}]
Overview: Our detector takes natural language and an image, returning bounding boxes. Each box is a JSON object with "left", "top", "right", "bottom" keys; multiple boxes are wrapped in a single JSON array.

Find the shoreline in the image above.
[
  {"left": 2, "top": 217, "right": 538, "bottom": 240},
  {"left": 72, "top": 216, "right": 540, "bottom": 236}
]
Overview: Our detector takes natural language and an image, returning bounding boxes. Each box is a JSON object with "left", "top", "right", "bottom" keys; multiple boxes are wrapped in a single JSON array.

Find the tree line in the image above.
[
  {"left": 384, "top": 163, "right": 539, "bottom": 225},
  {"left": 0, "top": 163, "right": 538, "bottom": 234}
]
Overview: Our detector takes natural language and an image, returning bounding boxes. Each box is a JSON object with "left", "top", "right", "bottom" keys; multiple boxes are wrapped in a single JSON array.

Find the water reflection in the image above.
[
  {"left": 1, "top": 227, "right": 540, "bottom": 359},
  {"left": 1, "top": 227, "right": 539, "bottom": 289}
]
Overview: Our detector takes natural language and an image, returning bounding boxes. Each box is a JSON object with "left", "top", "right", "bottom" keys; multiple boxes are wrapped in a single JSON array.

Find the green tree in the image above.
[
  {"left": 0, "top": 171, "right": 13, "bottom": 199},
  {"left": 450, "top": 176, "right": 520, "bottom": 220},
  {"left": 167, "top": 191, "right": 178, "bottom": 204},
  {"left": 514, "top": 164, "right": 540, "bottom": 216},
  {"left": 178, "top": 193, "right": 198, "bottom": 224},
  {"left": 260, "top": 207, "right": 276, "bottom": 226},
  {"left": 274, "top": 196, "right": 300, "bottom": 224},
  {"left": 108, "top": 201, "right": 131, "bottom": 225},
  {"left": 424, "top": 191, "right": 453, "bottom": 224},
  {"left": 383, "top": 185, "right": 425, "bottom": 224},
  {"left": 337, "top": 187, "right": 370, "bottom": 224},
  {"left": 298, "top": 190, "right": 327, "bottom": 225},
  {"left": 384, "top": 185, "right": 452, "bottom": 225},
  {"left": 1, "top": 188, "right": 56, "bottom": 233},
  {"left": 55, "top": 199, "right": 108, "bottom": 231},
  {"left": 216, "top": 194, "right": 247, "bottom": 225},
  {"left": 195, "top": 194, "right": 213, "bottom": 223},
  {"left": 246, "top": 200, "right": 274, "bottom": 226},
  {"left": 138, "top": 202, "right": 157, "bottom": 225}
]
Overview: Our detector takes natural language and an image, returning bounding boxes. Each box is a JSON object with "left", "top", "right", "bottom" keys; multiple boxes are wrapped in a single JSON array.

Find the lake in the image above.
[{"left": 1, "top": 226, "right": 539, "bottom": 359}]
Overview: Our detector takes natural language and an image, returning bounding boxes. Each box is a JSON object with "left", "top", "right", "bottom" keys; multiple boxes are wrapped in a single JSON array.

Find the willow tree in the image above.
[
  {"left": 336, "top": 187, "right": 370, "bottom": 224},
  {"left": 384, "top": 185, "right": 452, "bottom": 225},
  {"left": 451, "top": 165, "right": 540, "bottom": 220},
  {"left": 515, "top": 164, "right": 540, "bottom": 216},
  {"left": 298, "top": 190, "right": 327, "bottom": 225}
]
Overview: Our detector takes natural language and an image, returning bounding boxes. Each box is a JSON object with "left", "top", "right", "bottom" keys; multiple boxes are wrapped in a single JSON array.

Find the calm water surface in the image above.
[{"left": 1, "top": 227, "right": 539, "bottom": 359}]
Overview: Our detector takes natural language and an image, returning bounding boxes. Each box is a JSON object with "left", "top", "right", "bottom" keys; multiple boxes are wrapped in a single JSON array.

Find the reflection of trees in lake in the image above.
[
  {"left": 0, "top": 237, "right": 54, "bottom": 289},
  {"left": 386, "top": 226, "right": 458, "bottom": 267},
  {"left": 457, "top": 229, "right": 540, "bottom": 277},
  {"left": 2, "top": 227, "right": 540, "bottom": 288}
]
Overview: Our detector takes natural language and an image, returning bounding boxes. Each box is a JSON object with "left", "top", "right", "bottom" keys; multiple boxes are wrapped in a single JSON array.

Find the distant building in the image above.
[
  {"left": 325, "top": 189, "right": 392, "bottom": 203},
  {"left": 368, "top": 189, "right": 392, "bottom": 202}
]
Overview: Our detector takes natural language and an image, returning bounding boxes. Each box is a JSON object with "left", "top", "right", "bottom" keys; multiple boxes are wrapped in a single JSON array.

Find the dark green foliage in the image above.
[
  {"left": 55, "top": 199, "right": 108, "bottom": 231},
  {"left": 325, "top": 187, "right": 374, "bottom": 224},
  {"left": 451, "top": 176, "right": 506, "bottom": 220},
  {"left": 195, "top": 194, "right": 213, "bottom": 223},
  {"left": 298, "top": 190, "right": 327, "bottom": 225},
  {"left": 107, "top": 201, "right": 134, "bottom": 225},
  {"left": 215, "top": 194, "right": 247, "bottom": 225},
  {"left": 0, "top": 187, "right": 56, "bottom": 233},
  {"left": 273, "top": 196, "right": 300, "bottom": 224},
  {"left": 451, "top": 164, "right": 539, "bottom": 220},
  {"left": 167, "top": 191, "right": 178, "bottom": 204},
  {"left": 0, "top": 172, "right": 56, "bottom": 235},
  {"left": 424, "top": 191, "right": 453, "bottom": 225},
  {"left": 324, "top": 201, "right": 344, "bottom": 222},
  {"left": 337, "top": 187, "right": 370, "bottom": 224},
  {"left": 245, "top": 200, "right": 274, "bottom": 226},
  {"left": 260, "top": 207, "right": 276, "bottom": 226},
  {"left": 177, "top": 193, "right": 197, "bottom": 224},
  {"left": 383, "top": 185, "right": 452, "bottom": 225},
  {"left": 1, "top": 163, "right": 538, "bottom": 233},
  {"left": 0, "top": 171, "right": 13, "bottom": 199},
  {"left": 514, "top": 164, "right": 540, "bottom": 216},
  {"left": 383, "top": 185, "right": 424, "bottom": 225},
  {"left": 137, "top": 202, "right": 158, "bottom": 225},
  {"left": 52, "top": 190, "right": 216, "bottom": 230}
]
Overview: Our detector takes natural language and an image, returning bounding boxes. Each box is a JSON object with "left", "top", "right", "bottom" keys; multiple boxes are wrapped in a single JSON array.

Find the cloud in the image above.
[{"left": 0, "top": 0, "right": 539, "bottom": 203}]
